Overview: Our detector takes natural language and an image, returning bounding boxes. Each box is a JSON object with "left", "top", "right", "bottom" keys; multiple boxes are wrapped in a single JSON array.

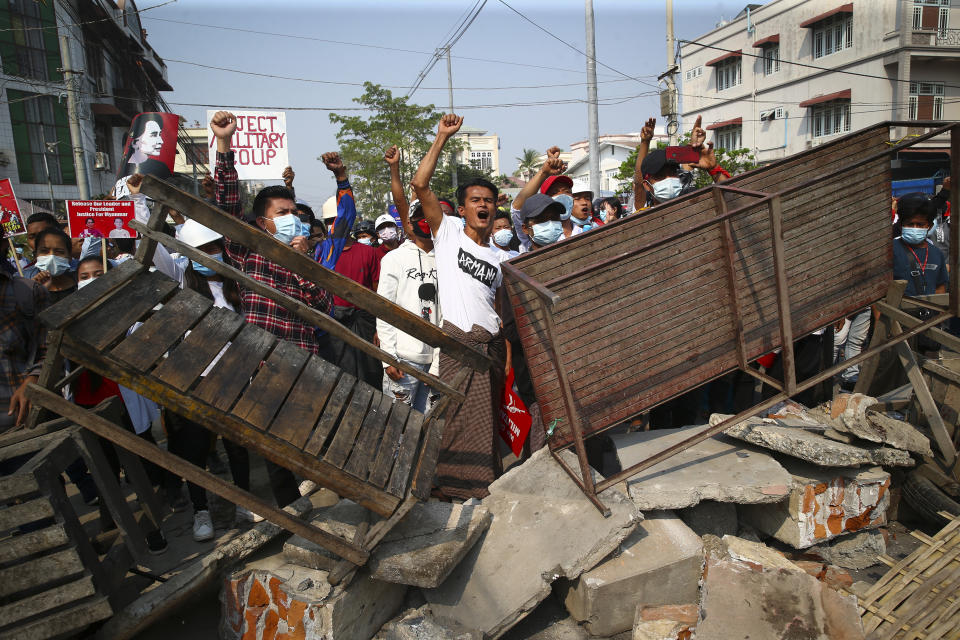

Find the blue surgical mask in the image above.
[
  {"left": 493, "top": 229, "right": 513, "bottom": 247},
  {"left": 191, "top": 252, "right": 223, "bottom": 277},
  {"left": 36, "top": 254, "right": 71, "bottom": 276},
  {"left": 598, "top": 209, "right": 608, "bottom": 223},
  {"left": 296, "top": 219, "right": 311, "bottom": 238},
  {"left": 357, "top": 237, "right": 373, "bottom": 246},
  {"left": 269, "top": 213, "right": 299, "bottom": 245},
  {"left": 571, "top": 216, "right": 592, "bottom": 230},
  {"left": 77, "top": 276, "right": 97, "bottom": 290},
  {"left": 553, "top": 194, "right": 573, "bottom": 221},
  {"left": 902, "top": 227, "right": 929, "bottom": 245},
  {"left": 652, "top": 177, "right": 683, "bottom": 202},
  {"left": 531, "top": 220, "right": 562, "bottom": 246}
]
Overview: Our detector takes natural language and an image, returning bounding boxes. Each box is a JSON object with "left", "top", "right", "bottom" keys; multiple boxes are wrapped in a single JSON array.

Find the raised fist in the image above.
[
  {"left": 384, "top": 145, "right": 400, "bottom": 166},
  {"left": 640, "top": 117, "right": 656, "bottom": 142},
  {"left": 438, "top": 114, "right": 463, "bottom": 136},
  {"left": 321, "top": 152, "right": 345, "bottom": 174},
  {"left": 210, "top": 111, "right": 237, "bottom": 139},
  {"left": 282, "top": 166, "right": 294, "bottom": 186}
]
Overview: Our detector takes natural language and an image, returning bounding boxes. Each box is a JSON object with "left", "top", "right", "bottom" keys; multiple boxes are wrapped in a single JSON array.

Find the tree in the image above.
[
  {"left": 614, "top": 134, "right": 759, "bottom": 194},
  {"left": 328, "top": 82, "right": 463, "bottom": 218},
  {"left": 515, "top": 148, "right": 542, "bottom": 181}
]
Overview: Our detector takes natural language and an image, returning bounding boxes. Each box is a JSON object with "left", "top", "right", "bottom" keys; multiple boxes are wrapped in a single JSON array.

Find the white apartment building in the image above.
[
  {"left": 565, "top": 131, "right": 668, "bottom": 194},
  {"left": 679, "top": 0, "right": 960, "bottom": 165},
  {"left": 454, "top": 125, "right": 501, "bottom": 176},
  {"left": 173, "top": 125, "right": 209, "bottom": 178}
]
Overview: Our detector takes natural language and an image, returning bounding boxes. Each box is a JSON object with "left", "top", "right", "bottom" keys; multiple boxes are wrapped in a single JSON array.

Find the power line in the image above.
[
  {"left": 406, "top": 0, "right": 488, "bottom": 97},
  {"left": 0, "top": 0, "right": 178, "bottom": 33}
]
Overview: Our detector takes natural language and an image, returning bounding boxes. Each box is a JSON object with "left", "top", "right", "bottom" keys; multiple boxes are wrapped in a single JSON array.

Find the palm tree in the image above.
[{"left": 515, "top": 148, "right": 542, "bottom": 181}]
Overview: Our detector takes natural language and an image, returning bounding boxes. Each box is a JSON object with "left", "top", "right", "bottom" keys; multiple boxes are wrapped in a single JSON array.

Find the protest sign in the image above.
[
  {"left": 117, "top": 112, "right": 179, "bottom": 180},
  {"left": 67, "top": 200, "right": 137, "bottom": 239},
  {"left": 207, "top": 110, "right": 288, "bottom": 180},
  {"left": 0, "top": 179, "right": 25, "bottom": 238},
  {"left": 499, "top": 368, "right": 532, "bottom": 457}
]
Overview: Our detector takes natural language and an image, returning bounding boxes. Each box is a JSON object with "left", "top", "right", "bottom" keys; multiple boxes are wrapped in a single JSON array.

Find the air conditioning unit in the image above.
[{"left": 94, "top": 151, "right": 110, "bottom": 170}]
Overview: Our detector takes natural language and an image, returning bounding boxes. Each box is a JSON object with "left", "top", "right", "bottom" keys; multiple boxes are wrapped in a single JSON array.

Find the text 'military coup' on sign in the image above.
[{"left": 207, "top": 110, "right": 289, "bottom": 181}]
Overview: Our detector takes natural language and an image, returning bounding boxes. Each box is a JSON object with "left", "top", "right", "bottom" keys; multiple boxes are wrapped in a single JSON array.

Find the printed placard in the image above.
[
  {"left": 207, "top": 110, "right": 288, "bottom": 180},
  {"left": 0, "top": 179, "right": 25, "bottom": 238},
  {"left": 67, "top": 200, "right": 137, "bottom": 239}
]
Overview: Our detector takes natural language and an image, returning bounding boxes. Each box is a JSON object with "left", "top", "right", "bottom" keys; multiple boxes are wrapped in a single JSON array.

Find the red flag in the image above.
[{"left": 499, "top": 368, "right": 532, "bottom": 457}]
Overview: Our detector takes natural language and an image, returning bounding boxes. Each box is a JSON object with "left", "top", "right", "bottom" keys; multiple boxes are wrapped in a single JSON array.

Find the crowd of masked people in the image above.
[{"left": 3, "top": 111, "right": 953, "bottom": 546}]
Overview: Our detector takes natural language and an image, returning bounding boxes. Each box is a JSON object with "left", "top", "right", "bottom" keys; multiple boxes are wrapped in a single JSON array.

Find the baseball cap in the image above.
[
  {"left": 540, "top": 175, "right": 573, "bottom": 195},
  {"left": 375, "top": 213, "right": 397, "bottom": 230},
  {"left": 640, "top": 149, "right": 678, "bottom": 179},
  {"left": 177, "top": 219, "right": 222, "bottom": 248},
  {"left": 520, "top": 193, "right": 566, "bottom": 220}
]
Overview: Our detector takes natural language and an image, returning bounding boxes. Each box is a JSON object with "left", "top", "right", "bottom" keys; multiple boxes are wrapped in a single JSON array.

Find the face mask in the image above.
[
  {"left": 553, "top": 194, "right": 573, "bottom": 221},
  {"left": 357, "top": 237, "right": 373, "bottom": 246},
  {"left": 378, "top": 226, "right": 398, "bottom": 242},
  {"left": 268, "top": 213, "right": 299, "bottom": 245},
  {"left": 174, "top": 223, "right": 184, "bottom": 237},
  {"left": 36, "top": 254, "right": 71, "bottom": 276},
  {"left": 77, "top": 276, "right": 97, "bottom": 290},
  {"left": 191, "top": 252, "right": 223, "bottom": 277},
  {"left": 598, "top": 209, "right": 608, "bottom": 223},
  {"left": 296, "top": 219, "right": 311, "bottom": 238},
  {"left": 652, "top": 177, "right": 683, "bottom": 202},
  {"left": 412, "top": 219, "right": 431, "bottom": 239},
  {"left": 571, "top": 216, "right": 592, "bottom": 230},
  {"left": 531, "top": 220, "right": 562, "bottom": 246},
  {"left": 493, "top": 229, "right": 513, "bottom": 247},
  {"left": 902, "top": 226, "right": 929, "bottom": 245}
]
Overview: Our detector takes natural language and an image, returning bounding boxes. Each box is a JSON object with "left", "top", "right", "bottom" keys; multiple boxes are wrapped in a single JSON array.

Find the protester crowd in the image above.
[{"left": 2, "top": 111, "right": 953, "bottom": 544}]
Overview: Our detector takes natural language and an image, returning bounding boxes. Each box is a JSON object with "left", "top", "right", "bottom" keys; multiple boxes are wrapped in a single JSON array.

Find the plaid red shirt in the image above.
[{"left": 215, "top": 151, "right": 333, "bottom": 354}]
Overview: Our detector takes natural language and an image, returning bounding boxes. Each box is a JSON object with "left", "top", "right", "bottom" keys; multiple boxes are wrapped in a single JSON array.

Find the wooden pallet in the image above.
[{"left": 855, "top": 513, "right": 960, "bottom": 639}]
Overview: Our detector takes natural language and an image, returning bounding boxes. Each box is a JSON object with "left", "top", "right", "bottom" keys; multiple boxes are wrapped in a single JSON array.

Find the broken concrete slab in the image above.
[
  {"left": 711, "top": 414, "right": 914, "bottom": 467},
  {"left": 632, "top": 619, "right": 692, "bottom": 640},
  {"left": 424, "top": 447, "right": 641, "bottom": 640},
  {"left": 221, "top": 553, "right": 406, "bottom": 640},
  {"left": 376, "top": 606, "right": 479, "bottom": 640},
  {"left": 560, "top": 511, "right": 702, "bottom": 637},
  {"left": 738, "top": 459, "right": 890, "bottom": 548},
  {"left": 695, "top": 535, "right": 865, "bottom": 640},
  {"left": 611, "top": 427, "right": 791, "bottom": 510},
  {"left": 808, "top": 529, "right": 887, "bottom": 570},
  {"left": 792, "top": 560, "right": 854, "bottom": 591},
  {"left": 283, "top": 499, "right": 368, "bottom": 570},
  {"left": 367, "top": 501, "right": 492, "bottom": 588},
  {"left": 810, "top": 393, "right": 932, "bottom": 456},
  {"left": 678, "top": 501, "right": 737, "bottom": 538}
]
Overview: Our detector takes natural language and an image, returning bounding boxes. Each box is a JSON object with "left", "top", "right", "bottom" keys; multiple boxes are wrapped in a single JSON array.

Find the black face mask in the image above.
[{"left": 412, "top": 224, "right": 432, "bottom": 239}]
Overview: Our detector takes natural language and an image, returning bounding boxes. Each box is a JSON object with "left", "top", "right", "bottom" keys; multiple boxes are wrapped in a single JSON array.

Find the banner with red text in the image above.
[
  {"left": 207, "top": 110, "right": 288, "bottom": 180},
  {"left": 0, "top": 179, "right": 25, "bottom": 238},
  {"left": 67, "top": 200, "right": 137, "bottom": 239}
]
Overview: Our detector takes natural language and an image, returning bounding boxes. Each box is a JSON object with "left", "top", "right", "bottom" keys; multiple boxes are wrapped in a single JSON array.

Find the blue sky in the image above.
[{"left": 141, "top": 0, "right": 748, "bottom": 207}]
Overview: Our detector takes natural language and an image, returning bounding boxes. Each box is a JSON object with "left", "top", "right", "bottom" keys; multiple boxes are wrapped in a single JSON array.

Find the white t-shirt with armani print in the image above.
[{"left": 433, "top": 214, "right": 502, "bottom": 334}]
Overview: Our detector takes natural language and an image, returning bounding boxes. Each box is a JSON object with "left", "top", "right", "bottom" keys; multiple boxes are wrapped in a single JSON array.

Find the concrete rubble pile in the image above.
[{"left": 219, "top": 392, "right": 925, "bottom": 639}]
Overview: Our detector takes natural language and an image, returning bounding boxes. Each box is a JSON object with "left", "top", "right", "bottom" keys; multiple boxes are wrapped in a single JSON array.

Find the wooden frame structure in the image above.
[
  {"left": 26, "top": 176, "right": 493, "bottom": 582},
  {"left": 502, "top": 121, "right": 960, "bottom": 515}
]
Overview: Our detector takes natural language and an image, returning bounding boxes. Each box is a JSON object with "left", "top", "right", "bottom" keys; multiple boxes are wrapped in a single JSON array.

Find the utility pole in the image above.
[
  {"left": 584, "top": 0, "right": 600, "bottom": 197},
  {"left": 664, "top": 0, "right": 679, "bottom": 145},
  {"left": 446, "top": 47, "right": 458, "bottom": 194},
  {"left": 39, "top": 130, "right": 56, "bottom": 211},
  {"left": 60, "top": 35, "right": 90, "bottom": 199}
]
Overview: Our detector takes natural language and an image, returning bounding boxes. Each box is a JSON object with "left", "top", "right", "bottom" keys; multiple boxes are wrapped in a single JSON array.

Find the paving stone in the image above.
[
  {"left": 738, "top": 459, "right": 890, "bottom": 549},
  {"left": 368, "top": 501, "right": 492, "bottom": 588},
  {"left": 424, "top": 448, "right": 641, "bottom": 640},
  {"left": 677, "top": 501, "right": 737, "bottom": 537},
  {"left": 560, "top": 511, "right": 702, "bottom": 636},
  {"left": 711, "top": 414, "right": 914, "bottom": 467},
  {"left": 695, "top": 535, "right": 865, "bottom": 640},
  {"left": 611, "top": 427, "right": 791, "bottom": 510},
  {"left": 809, "top": 529, "right": 887, "bottom": 570}
]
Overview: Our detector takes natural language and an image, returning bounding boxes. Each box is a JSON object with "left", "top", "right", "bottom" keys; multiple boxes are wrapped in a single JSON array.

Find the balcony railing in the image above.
[{"left": 914, "top": 28, "right": 960, "bottom": 47}]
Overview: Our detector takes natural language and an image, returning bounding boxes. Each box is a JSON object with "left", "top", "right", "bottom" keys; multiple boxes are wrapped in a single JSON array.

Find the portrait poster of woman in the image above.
[{"left": 117, "top": 112, "right": 178, "bottom": 181}]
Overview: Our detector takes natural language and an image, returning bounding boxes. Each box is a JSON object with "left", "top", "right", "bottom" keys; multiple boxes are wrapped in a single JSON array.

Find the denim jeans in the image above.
[
  {"left": 383, "top": 360, "right": 432, "bottom": 413},
  {"left": 833, "top": 309, "right": 872, "bottom": 384}
]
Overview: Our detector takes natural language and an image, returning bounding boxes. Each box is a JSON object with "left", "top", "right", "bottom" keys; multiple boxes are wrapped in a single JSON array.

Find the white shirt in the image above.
[{"left": 433, "top": 214, "right": 502, "bottom": 334}]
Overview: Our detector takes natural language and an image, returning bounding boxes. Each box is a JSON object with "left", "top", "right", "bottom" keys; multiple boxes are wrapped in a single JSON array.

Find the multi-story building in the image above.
[
  {"left": 454, "top": 125, "right": 501, "bottom": 176},
  {"left": 173, "top": 124, "right": 210, "bottom": 180},
  {"left": 565, "top": 131, "right": 668, "bottom": 195},
  {"left": 0, "top": 0, "right": 171, "bottom": 216},
  {"left": 679, "top": 0, "right": 960, "bottom": 169}
]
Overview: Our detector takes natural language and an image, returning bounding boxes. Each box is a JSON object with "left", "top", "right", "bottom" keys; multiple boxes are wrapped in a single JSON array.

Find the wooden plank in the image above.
[
  {"left": 344, "top": 393, "right": 393, "bottom": 481},
  {"left": 387, "top": 410, "right": 426, "bottom": 497},
  {"left": 268, "top": 355, "right": 341, "bottom": 449},
  {"left": 131, "top": 221, "right": 466, "bottom": 402},
  {"left": 24, "top": 329, "right": 64, "bottom": 430},
  {"left": 152, "top": 306, "right": 246, "bottom": 392},
  {"left": 193, "top": 324, "right": 277, "bottom": 412},
  {"left": 68, "top": 270, "right": 179, "bottom": 351},
  {"left": 367, "top": 401, "right": 411, "bottom": 488},
  {"left": 137, "top": 176, "right": 493, "bottom": 373},
  {"left": 0, "top": 525, "right": 67, "bottom": 564},
  {"left": 37, "top": 259, "right": 143, "bottom": 330},
  {"left": 24, "top": 384, "right": 371, "bottom": 566},
  {"left": 232, "top": 340, "right": 309, "bottom": 430},
  {"left": 0, "top": 576, "right": 96, "bottom": 629},
  {"left": 0, "top": 596, "right": 112, "bottom": 640},
  {"left": 894, "top": 341, "right": 956, "bottom": 464},
  {"left": 303, "top": 374, "right": 357, "bottom": 457},
  {"left": 0, "top": 474, "right": 39, "bottom": 503},
  {"left": 111, "top": 289, "right": 213, "bottom": 372},
  {"left": 323, "top": 385, "right": 375, "bottom": 469},
  {"left": 0, "top": 548, "right": 83, "bottom": 598},
  {"left": 0, "top": 497, "right": 54, "bottom": 531}
]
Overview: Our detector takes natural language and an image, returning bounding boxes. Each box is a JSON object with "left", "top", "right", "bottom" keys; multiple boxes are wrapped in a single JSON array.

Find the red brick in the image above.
[
  {"left": 248, "top": 578, "right": 271, "bottom": 608},
  {"left": 286, "top": 600, "right": 308, "bottom": 640},
  {"left": 242, "top": 609, "right": 263, "bottom": 640},
  {"left": 262, "top": 609, "right": 280, "bottom": 640},
  {"left": 638, "top": 604, "right": 698, "bottom": 626}
]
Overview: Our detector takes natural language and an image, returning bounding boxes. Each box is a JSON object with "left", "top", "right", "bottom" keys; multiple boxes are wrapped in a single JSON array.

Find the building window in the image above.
[
  {"left": 811, "top": 101, "right": 851, "bottom": 138},
  {"left": 7, "top": 90, "right": 76, "bottom": 185},
  {"left": 470, "top": 150, "right": 493, "bottom": 171},
  {"left": 812, "top": 14, "right": 853, "bottom": 59},
  {"left": 914, "top": 0, "right": 949, "bottom": 35},
  {"left": 714, "top": 126, "right": 742, "bottom": 151},
  {"left": 715, "top": 58, "right": 741, "bottom": 91},
  {"left": 0, "top": 0, "right": 62, "bottom": 81},
  {"left": 909, "top": 81, "right": 944, "bottom": 120},
  {"left": 684, "top": 66, "right": 703, "bottom": 81},
  {"left": 763, "top": 46, "right": 780, "bottom": 75}
]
